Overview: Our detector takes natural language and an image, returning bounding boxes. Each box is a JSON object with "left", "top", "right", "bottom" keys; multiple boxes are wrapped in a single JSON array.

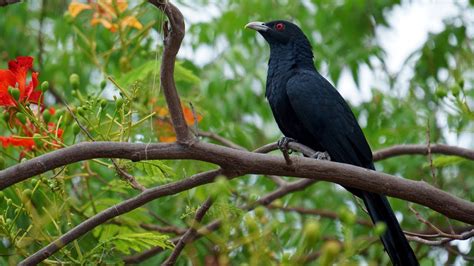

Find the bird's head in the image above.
[
  {"left": 245, "top": 20, "right": 314, "bottom": 66},
  {"left": 245, "top": 20, "right": 309, "bottom": 47}
]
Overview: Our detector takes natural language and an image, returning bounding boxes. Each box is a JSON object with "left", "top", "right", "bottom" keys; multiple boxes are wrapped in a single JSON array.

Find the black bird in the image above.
[{"left": 246, "top": 20, "right": 418, "bottom": 265}]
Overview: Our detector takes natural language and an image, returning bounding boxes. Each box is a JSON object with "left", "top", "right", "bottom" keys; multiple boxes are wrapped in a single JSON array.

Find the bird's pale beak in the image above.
[{"left": 245, "top": 21, "right": 269, "bottom": 32}]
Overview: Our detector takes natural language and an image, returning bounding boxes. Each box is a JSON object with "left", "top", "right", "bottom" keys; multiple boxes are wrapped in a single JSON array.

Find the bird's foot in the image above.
[
  {"left": 311, "top": 151, "right": 331, "bottom": 161},
  {"left": 277, "top": 137, "right": 295, "bottom": 153},
  {"left": 277, "top": 137, "right": 295, "bottom": 165}
]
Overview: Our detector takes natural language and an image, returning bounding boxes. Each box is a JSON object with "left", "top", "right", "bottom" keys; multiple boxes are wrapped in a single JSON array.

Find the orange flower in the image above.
[
  {"left": 68, "top": 0, "right": 143, "bottom": 32},
  {"left": 156, "top": 105, "right": 203, "bottom": 126},
  {"left": 182, "top": 105, "right": 203, "bottom": 126},
  {"left": 0, "top": 56, "right": 42, "bottom": 107},
  {"left": 155, "top": 104, "right": 203, "bottom": 142},
  {"left": 155, "top": 119, "right": 176, "bottom": 143},
  {"left": 47, "top": 122, "right": 64, "bottom": 139}
]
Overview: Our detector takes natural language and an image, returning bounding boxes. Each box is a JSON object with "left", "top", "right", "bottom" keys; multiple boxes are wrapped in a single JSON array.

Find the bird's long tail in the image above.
[{"left": 361, "top": 191, "right": 419, "bottom": 266}]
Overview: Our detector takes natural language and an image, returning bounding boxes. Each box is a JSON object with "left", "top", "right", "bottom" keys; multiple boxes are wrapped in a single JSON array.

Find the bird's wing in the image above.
[{"left": 286, "top": 71, "right": 373, "bottom": 168}]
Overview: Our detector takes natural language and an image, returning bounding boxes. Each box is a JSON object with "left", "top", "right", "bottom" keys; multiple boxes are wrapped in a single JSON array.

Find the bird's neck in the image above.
[{"left": 269, "top": 39, "right": 314, "bottom": 69}]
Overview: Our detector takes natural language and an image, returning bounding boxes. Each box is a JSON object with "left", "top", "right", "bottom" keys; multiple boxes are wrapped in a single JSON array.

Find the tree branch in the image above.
[
  {"left": 162, "top": 198, "right": 213, "bottom": 265},
  {"left": 197, "top": 130, "right": 246, "bottom": 150},
  {"left": 124, "top": 179, "right": 320, "bottom": 263},
  {"left": 373, "top": 144, "right": 474, "bottom": 161},
  {"left": 2, "top": 141, "right": 474, "bottom": 224},
  {"left": 406, "top": 229, "right": 474, "bottom": 245},
  {"left": 0, "top": 0, "right": 20, "bottom": 7},
  {"left": 18, "top": 169, "right": 224, "bottom": 265},
  {"left": 266, "top": 205, "right": 373, "bottom": 227},
  {"left": 148, "top": 0, "right": 193, "bottom": 143}
]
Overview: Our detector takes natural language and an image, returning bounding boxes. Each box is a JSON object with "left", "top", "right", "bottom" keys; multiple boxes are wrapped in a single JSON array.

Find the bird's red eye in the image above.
[{"left": 275, "top": 23, "right": 285, "bottom": 31}]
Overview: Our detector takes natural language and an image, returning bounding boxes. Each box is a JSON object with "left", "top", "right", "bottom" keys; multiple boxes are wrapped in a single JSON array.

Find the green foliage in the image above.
[
  {"left": 0, "top": 0, "right": 473, "bottom": 265},
  {"left": 91, "top": 224, "right": 173, "bottom": 256}
]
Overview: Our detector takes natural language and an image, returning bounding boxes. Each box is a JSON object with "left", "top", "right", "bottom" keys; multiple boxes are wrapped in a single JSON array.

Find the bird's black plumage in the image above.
[{"left": 247, "top": 20, "right": 418, "bottom": 265}]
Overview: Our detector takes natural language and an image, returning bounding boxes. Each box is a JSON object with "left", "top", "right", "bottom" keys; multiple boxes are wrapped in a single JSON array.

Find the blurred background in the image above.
[{"left": 0, "top": 0, "right": 473, "bottom": 265}]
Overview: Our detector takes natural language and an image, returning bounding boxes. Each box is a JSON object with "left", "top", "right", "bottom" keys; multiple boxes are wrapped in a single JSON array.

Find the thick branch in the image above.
[
  {"left": 2, "top": 141, "right": 474, "bottom": 224},
  {"left": 0, "top": 0, "right": 20, "bottom": 7},
  {"left": 148, "top": 0, "right": 192, "bottom": 143}
]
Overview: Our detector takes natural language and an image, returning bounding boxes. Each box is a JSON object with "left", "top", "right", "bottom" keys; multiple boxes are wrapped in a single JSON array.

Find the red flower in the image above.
[
  {"left": 0, "top": 56, "right": 42, "bottom": 107},
  {"left": 48, "top": 122, "right": 64, "bottom": 138},
  {"left": 0, "top": 136, "right": 35, "bottom": 149}
]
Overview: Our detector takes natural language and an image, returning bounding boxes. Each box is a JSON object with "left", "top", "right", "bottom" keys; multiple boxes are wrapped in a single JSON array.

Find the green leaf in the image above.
[
  {"left": 113, "top": 232, "right": 174, "bottom": 254},
  {"left": 134, "top": 160, "right": 175, "bottom": 186},
  {"left": 430, "top": 156, "right": 467, "bottom": 168},
  {"left": 117, "top": 61, "right": 200, "bottom": 88}
]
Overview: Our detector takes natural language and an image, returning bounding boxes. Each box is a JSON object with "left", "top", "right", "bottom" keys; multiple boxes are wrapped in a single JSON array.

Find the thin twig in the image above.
[
  {"left": 162, "top": 198, "right": 213, "bottom": 265},
  {"left": 197, "top": 130, "right": 246, "bottom": 151},
  {"left": 266, "top": 205, "right": 373, "bottom": 227},
  {"left": 139, "top": 224, "right": 186, "bottom": 235},
  {"left": 65, "top": 100, "right": 146, "bottom": 191},
  {"left": 406, "top": 229, "right": 474, "bottom": 245},
  {"left": 426, "top": 119, "right": 437, "bottom": 185}
]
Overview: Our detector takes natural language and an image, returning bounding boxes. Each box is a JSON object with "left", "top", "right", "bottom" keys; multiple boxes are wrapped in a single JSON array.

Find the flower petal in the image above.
[
  {"left": 183, "top": 105, "right": 202, "bottom": 125},
  {"left": 7, "top": 56, "right": 35, "bottom": 101},
  {"left": 0, "top": 69, "right": 17, "bottom": 106},
  {"left": 25, "top": 72, "right": 42, "bottom": 104},
  {"left": 121, "top": 16, "right": 143, "bottom": 30},
  {"left": 116, "top": 0, "right": 128, "bottom": 13},
  {"left": 0, "top": 136, "right": 35, "bottom": 149},
  {"left": 68, "top": 1, "right": 92, "bottom": 18},
  {"left": 91, "top": 17, "right": 117, "bottom": 32},
  {"left": 159, "top": 136, "right": 176, "bottom": 143}
]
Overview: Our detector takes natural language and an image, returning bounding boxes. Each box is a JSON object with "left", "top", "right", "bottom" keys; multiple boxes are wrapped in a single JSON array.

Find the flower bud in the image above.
[
  {"left": 69, "top": 73, "right": 80, "bottom": 89},
  {"left": 435, "top": 86, "right": 447, "bottom": 99},
  {"left": 40, "top": 81, "right": 49, "bottom": 92},
  {"left": 8, "top": 86, "right": 20, "bottom": 101},
  {"left": 72, "top": 123, "right": 81, "bottom": 135},
  {"left": 254, "top": 206, "right": 265, "bottom": 220},
  {"left": 33, "top": 133, "right": 42, "bottom": 147},
  {"left": 43, "top": 109, "right": 52, "bottom": 122},
  {"left": 15, "top": 112, "right": 27, "bottom": 124},
  {"left": 320, "top": 240, "right": 341, "bottom": 265},
  {"left": 451, "top": 85, "right": 460, "bottom": 97},
  {"left": 22, "top": 189, "right": 33, "bottom": 199},
  {"left": 100, "top": 99, "right": 107, "bottom": 108},
  {"left": 244, "top": 215, "right": 259, "bottom": 234},
  {"left": 339, "top": 208, "right": 356, "bottom": 225},
  {"left": 116, "top": 98, "right": 124, "bottom": 109},
  {"left": 303, "top": 220, "right": 320, "bottom": 244}
]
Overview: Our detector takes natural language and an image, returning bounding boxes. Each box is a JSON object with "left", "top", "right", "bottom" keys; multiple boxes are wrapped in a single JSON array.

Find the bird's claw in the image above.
[
  {"left": 311, "top": 151, "right": 331, "bottom": 161},
  {"left": 277, "top": 137, "right": 295, "bottom": 154},
  {"left": 278, "top": 137, "right": 295, "bottom": 165}
]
